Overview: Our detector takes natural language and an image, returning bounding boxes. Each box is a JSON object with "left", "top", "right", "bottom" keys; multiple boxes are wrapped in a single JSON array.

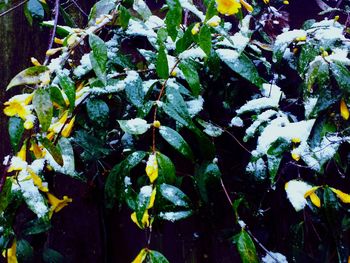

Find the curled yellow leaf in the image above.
[
  {"left": 330, "top": 188, "right": 350, "bottom": 203},
  {"left": 131, "top": 248, "right": 148, "bottom": 263},
  {"left": 340, "top": 99, "right": 349, "bottom": 120}
]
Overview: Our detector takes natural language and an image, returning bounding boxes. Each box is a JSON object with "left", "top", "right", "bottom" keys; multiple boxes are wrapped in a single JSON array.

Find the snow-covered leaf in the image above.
[{"left": 118, "top": 118, "right": 150, "bottom": 135}]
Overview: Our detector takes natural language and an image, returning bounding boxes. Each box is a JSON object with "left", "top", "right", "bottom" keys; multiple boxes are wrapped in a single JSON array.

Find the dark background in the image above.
[{"left": 0, "top": 0, "right": 328, "bottom": 262}]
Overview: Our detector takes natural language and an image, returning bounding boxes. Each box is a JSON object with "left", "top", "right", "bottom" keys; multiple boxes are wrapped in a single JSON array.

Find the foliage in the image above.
[{"left": 2, "top": 0, "right": 350, "bottom": 262}]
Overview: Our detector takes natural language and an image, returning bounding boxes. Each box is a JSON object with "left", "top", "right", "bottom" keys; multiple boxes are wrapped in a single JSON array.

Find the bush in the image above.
[{"left": 1, "top": 0, "right": 350, "bottom": 262}]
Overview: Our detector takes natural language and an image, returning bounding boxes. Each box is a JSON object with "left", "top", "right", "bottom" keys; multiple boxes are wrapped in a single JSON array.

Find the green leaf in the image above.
[
  {"left": 236, "top": 230, "right": 259, "bottom": 263},
  {"left": 50, "top": 86, "right": 66, "bottom": 108},
  {"left": 310, "top": 86, "right": 341, "bottom": 117},
  {"left": 157, "top": 152, "right": 176, "bottom": 184},
  {"left": 148, "top": 250, "right": 170, "bottom": 263},
  {"left": 41, "top": 21, "right": 74, "bottom": 37},
  {"left": 133, "top": 0, "right": 152, "bottom": 20},
  {"left": 0, "top": 179, "right": 12, "bottom": 213},
  {"left": 199, "top": 25, "right": 212, "bottom": 56},
  {"left": 204, "top": 0, "right": 217, "bottom": 21},
  {"left": 125, "top": 72, "right": 145, "bottom": 108},
  {"left": 136, "top": 185, "right": 153, "bottom": 223},
  {"left": 217, "top": 50, "right": 264, "bottom": 88},
  {"left": 86, "top": 99, "right": 109, "bottom": 126},
  {"left": 197, "top": 119, "right": 223, "bottom": 137},
  {"left": 165, "top": 0, "right": 182, "bottom": 41},
  {"left": 89, "top": 33, "right": 108, "bottom": 85},
  {"left": 58, "top": 138, "right": 79, "bottom": 179},
  {"left": 42, "top": 248, "right": 65, "bottom": 263},
  {"left": 105, "top": 151, "right": 146, "bottom": 209},
  {"left": 16, "top": 239, "right": 33, "bottom": 262},
  {"left": 40, "top": 137, "right": 63, "bottom": 166},
  {"left": 179, "top": 60, "right": 201, "bottom": 96},
  {"left": 159, "top": 126, "right": 193, "bottom": 160},
  {"left": 88, "top": 0, "right": 116, "bottom": 25},
  {"left": 267, "top": 155, "right": 282, "bottom": 184},
  {"left": 298, "top": 42, "right": 318, "bottom": 76},
  {"left": 57, "top": 73, "right": 76, "bottom": 112},
  {"left": 8, "top": 117, "right": 24, "bottom": 152},
  {"left": 267, "top": 137, "right": 290, "bottom": 156},
  {"left": 22, "top": 217, "right": 51, "bottom": 236},
  {"left": 330, "top": 62, "right": 350, "bottom": 93},
  {"left": 118, "top": 119, "right": 150, "bottom": 135},
  {"left": 33, "top": 88, "right": 53, "bottom": 131},
  {"left": 6, "top": 66, "right": 49, "bottom": 90},
  {"left": 156, "top": 46, "right": 169, "bottom": 79},
  {"left": 176, "top": 24, "right": 195, "bottom": 53},
  {"left": 160, "top": 184, "right": 190, "bottom": 207},
  {"left": 25, "top": 0, "right": 44, "bottom": 25},
  {"left": 118, "top": 5, "right": 131, "bottom": 29},
  {"left": 73, "top": 130, "right": 111, "bottom": 161},
  {"left": 26, "top": 0, "right": 44, "bottom": 18}
]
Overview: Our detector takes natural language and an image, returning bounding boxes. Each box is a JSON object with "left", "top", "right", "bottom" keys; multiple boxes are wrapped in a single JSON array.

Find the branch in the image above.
[
  {"left": 0, "top": 0, "right": 28, "bottom": 18},
  {"left": 44, "top": 0, "right": 60, "bottom": 65}
]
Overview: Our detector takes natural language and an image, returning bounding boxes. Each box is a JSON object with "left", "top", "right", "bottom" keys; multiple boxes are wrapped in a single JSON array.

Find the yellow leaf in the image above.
[
  {"left": 291, "top": 152, "right": 300, "bottom": 161},
  {"left": 291, "top": 137, "right": 301, "bottom": 143},
  {"left": 148, "top": 188, "right": 156, "bottom": 209},
  {"left": 340, "top": 99, "right": 349, "bottom": 120},
  {"left": 146, "top": 154, "right": 158, "bottom": 183},
  {"left": 17, "top": 142, "right": 27, "bottom": 162},
  {"left": 2, "top": 240, "right": 18, "bottom": 263},
  {"left": 30, "top": 57, "right": 41, "bottom": 66},
  {"left": 131, "top": 211, "right": 150, "bottom": 229},
  {"left": 309, "top": 193, "right": 321, "bottom": 208},
  {"left": 27, "top": 168, "right": 48, "bottom": 192},
  {"left": 191, "top": 23, "right": 200, "bottom": 35},
  {"left": 62, "top": 116, "right": 76, "bottom": 138},
  {"left": 131, "top": 248, "right": 148, "bottom": 263},
  {"left": 330, "top": 188, "right": 350, "bottom": 203},
  {"left": 239, "top": 0, "right": 253, "bottom": 12},
  {"left": 304, "top": 186, "right": 320, "bottom": 198}
]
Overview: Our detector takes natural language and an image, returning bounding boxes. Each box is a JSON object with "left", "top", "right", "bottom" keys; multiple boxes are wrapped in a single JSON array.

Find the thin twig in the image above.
[
  {"left": 44, "top": 0, "right": 60, "bottom": 65},
  {"left": 223, "top": 129, "right": 252, "bottom": 154},
  {"left": 70, "top": 0, "right": 88, "bottom": 17},
  {"left": 0, "top": 0, "right": 28, "bottom": 18}
]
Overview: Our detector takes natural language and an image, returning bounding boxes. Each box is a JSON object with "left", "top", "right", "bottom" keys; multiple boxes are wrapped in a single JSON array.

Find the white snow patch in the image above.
[{"left": 285, "top": 180, "right": 312, "bottom": 212}]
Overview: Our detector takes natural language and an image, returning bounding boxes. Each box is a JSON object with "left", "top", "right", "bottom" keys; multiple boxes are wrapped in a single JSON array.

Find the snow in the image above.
[
  {"left": 9, "top": 156, "right": 28, "bottom": 171},
  {"left": 3, "top": 155, "right": 10, "bottom": 165},
  {"left": 142, "top": 79, "right": 158, "bottom": 93},
  {"left": 73, "top": 53, "right": 92, "bottom": 77},
  {"left": 186, "top": 96, "right": 204, "bottom": 116},
  {"left": 145, "top": 15, "right": 164, "bottom": 29},
  {"left": 246, "top": 158, "right": 266, "bottom": 179},
  {"left": 262, "top": 252, "right": 288, "bottom": 263},
  {"left": 314, "top": 135, "right": 343, "bottom": 166},
  {"left": 124, "top": 176, "right": 131, "bottom": 187},
  {"left": 13, "top": 175, "right": 49, "bottom": 218},
  {"left": 244, "top": 110, "right": 279, "bottom": 140},
  {"left": 256, "top": 118, "right": 315, "bottom": 155},
  {"left": 325, "top": 48, "right": 350, "bottom": 65},
  {"left": 274, "top": 29, "right": 306, "bottom": 46},
  {"left": 217, "top": 49, "right": 239, "bottom": 62},
  {"left": 159, "top": 211, "right": 192, "bottom": 222},
  {"left": 123, "top": 118, "right": 150, "bottom": 134},
  {"left": 140, "top": 185, "right": 153, "bottom": 197},
  {"left": 179, "top": 0, "right": 205, "bottom": 21},
  {"left": 29, "top": 159, "right": 46, "bottom": 174},
  {"left": 230, "top": 116, "right": 244, "bottom": 127},
  {"left": 238, "top": 220, "right": 246, "bottom": 228},
  {"left": 261, "top": 83, "right": 284, "bottom": 102},
  {"left": 285, "top": 179, "right": 312, "bottom": 211},
  {"left": 304, "top": 96, "right": 318, "bottom": 118},
  {"left": 179, "top": 47, "right": 207, "bottom": 60}
]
